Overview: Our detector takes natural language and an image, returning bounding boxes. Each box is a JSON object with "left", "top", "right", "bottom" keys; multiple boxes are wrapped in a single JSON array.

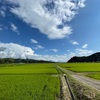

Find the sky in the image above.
[{"left": 0, "top": 0, "right": 100, "bottom": 62}]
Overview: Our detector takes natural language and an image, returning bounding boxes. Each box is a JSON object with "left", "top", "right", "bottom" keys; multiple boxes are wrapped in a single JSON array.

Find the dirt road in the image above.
[{"left": 71, "top": 74, "right": 100, "bottom": 91}]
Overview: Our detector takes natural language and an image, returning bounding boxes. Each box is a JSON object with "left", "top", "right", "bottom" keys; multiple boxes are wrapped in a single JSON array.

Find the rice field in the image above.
[
  {"left": 86, "top": 73, "right": 100, "bottom": 80},
  {"left": 58, "top": 63, "right": 100, "bottom": 72},
  {"left": 0, "top": 63, "right": 60, "bottom": 100},
  {"left": 58, "top": 63, "right": 100, "bottom": 80},
  {"left": 0, "top": 63, "right": 58, "bottom": 74}
]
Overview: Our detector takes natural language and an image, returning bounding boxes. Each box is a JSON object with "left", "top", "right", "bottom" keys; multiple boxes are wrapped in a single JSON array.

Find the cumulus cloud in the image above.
[
  {"left": 82, "top": 44, "right": 88, "bottom": 49},
  {"left": 50, "top": 49, "right": 58, "bottom": 53},
  {"left": 11, "top": 23, "right": 19, "bottom": 34},
  {"left": 6, "top": 0, "right": 86, "bottom": 39},
  {"left": 75, "top": 49, "right": 93, "bottom": 56},
  {"left": 71, "top": 41, "right": 79, "bottom": 45},
  {"left": 0, "top": 43, "right": 69, "bottom": 62},
  {"left": 0, "top": 43, "right": 34, "bottom": 59},
  {"left": 78, "top": 0, "right": 86, "bottom": 7},
  {"left": 0, "top": 43, "right": 94, "bottom": 62},
  {"left": 31, "top": 39, "right": 38, "bottom": 44}
]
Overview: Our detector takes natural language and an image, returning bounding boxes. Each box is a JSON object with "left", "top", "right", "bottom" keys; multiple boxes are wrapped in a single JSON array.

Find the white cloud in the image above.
[
  {"left": 32, "top": 51, "right": 77, "bottom": 62},
  {"left": 67, "top": 50, "right": 70, "bottom": 52},
  {"left": 0, "top": 43, "right": 34, "bottom": 59},
  {"left": 50, "top": 49, "right": 58, "bottom": 53},
  {"left": 0, "top": 43, "right": 68, "bottom": 62},
  {"left": 0, "top": 43, "right": 93, "bottom": 62},
  {"left": 71, "top": 40, "right": 79, "bottom": 45},
  {"left": 6, "top": 0, "right": 86, "bottom": 39},
  {"left": 11, "top": 23, "right": 19, "bottom": 34},
  {"left": 78, "top": 0, "right": 86, "bottom": 7},
  {"left": 31, "top": 54, "right": 73, "bottom": 62},
  {"left": 31, "top": 39, "right": 38, "bottom": 44},
  {"left": 34, "top": 45, "right": 44, "bottom": 50},
  {"left": 82, "top": 44, "right": 88, "bottom": 49},
  {"left": 75, "top": 49, "right": 93, "bottom": 56}
]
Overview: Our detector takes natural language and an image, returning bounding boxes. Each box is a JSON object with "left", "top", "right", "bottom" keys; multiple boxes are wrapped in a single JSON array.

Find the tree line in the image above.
[{"left": 0, "top": 58, "right": 54, "bottom": 64}]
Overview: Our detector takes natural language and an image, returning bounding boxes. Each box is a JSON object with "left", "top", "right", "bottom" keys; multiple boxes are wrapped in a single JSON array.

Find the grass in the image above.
[
  {"left": 0, "top": 63, "right": 60, "bottom": 100},
  {"left": 58, "top": 63, "right": 100, "bottom": 72},
  {"left": 86, "top": 73, "right": 100, "bottom": 80}
]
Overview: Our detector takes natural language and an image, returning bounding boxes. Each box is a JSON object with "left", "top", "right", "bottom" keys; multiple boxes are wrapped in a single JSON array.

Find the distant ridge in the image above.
[
  {"left": 68, "top": 52, "right": 100, "bottom": 63},
  {"left": 0, "top": 58, "right": 54, "bottom": 64}
]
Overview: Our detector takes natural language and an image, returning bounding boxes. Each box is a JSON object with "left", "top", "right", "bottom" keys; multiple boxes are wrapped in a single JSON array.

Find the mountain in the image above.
[{"left": 68, "top": 52, "right": 100, "bottom": 63}]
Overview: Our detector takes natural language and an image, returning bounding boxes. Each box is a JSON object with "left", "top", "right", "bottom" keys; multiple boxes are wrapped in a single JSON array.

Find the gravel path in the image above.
[{"left": 71, "top": 74, "right": 100, "bottom": 91}]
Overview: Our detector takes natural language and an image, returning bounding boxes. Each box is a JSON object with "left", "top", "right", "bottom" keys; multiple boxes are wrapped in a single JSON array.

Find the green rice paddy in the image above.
[
  {"left": 0, "top": 63, "right": 60, "bottom": 100},
  {"left": 0, "top": 63, "right": 58, "bottom": 74},
  {"left": 86, "top": 73, "right": 100, "bottom": 80},
  {"left": 58, "top": 63, "right": 100, "bottom": 72},
  {"left": 58, "top": 63, "right": 100, "bottom": 80}
]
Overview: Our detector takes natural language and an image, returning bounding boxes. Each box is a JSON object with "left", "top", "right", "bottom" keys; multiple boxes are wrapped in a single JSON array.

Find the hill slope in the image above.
[{"left": 68, "top": 52, "right": 100, "bottom": 62}]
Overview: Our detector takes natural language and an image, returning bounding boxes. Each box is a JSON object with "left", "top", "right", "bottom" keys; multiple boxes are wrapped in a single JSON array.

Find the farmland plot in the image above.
[
  {"left": 0, "top": 64, "right": 60, "bottom": 100},
  {"left": 0, "top": 63, "right": 58, "bottom": 74},
  {"left": 58, "top": 63, "right": 100, "bottom": 72},
  {"left": 58, "top": 63, "right": 100, "bottom": 80}
]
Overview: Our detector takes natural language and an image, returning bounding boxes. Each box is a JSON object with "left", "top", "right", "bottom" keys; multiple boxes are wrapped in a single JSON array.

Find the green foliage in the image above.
[
  {"left": 58, "top": 63, "right": 100, "bottom": 72},
  {"left": 0, "top": 75, "right": 60, "bottom": 100}
]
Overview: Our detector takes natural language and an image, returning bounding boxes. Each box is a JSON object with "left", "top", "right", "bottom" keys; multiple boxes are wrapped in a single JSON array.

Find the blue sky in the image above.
[{"left": 0, "top": 0, "right": 100, "bottom": 62}]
